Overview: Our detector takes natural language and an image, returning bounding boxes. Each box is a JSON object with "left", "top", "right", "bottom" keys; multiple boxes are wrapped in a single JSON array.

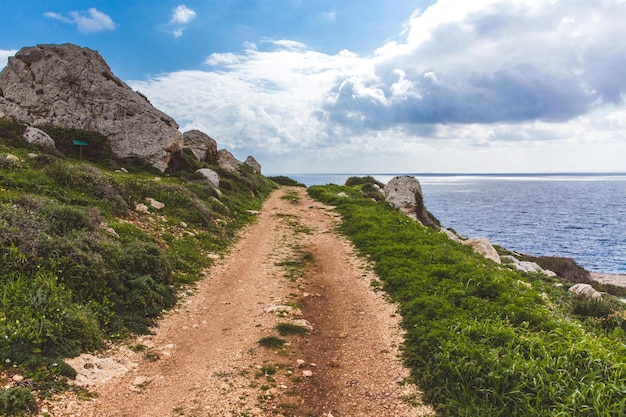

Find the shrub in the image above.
[
  {"left": 258, "top": 336, "right": 286, "bottom": 348},
  {"left": 268, "top": 176, "right": 305, "bottom": 187},
  {"left": 41, "top": 126, "right": 114, "bottom": 161},
  {"left": 0, "top": 387, "right": 38, "bottom": 416},
  {"left": 344, "top": 176, "right": 385, "bottom": 188}
]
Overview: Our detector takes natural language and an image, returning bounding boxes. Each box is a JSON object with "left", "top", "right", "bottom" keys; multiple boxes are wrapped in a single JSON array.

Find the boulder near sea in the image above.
[{"left": 384, "top": 176, "right": 438, "bottom": 227}]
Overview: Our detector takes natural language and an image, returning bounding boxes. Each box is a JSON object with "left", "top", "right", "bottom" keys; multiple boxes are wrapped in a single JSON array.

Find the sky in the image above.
[{"left": 1, "top": 0, "right": 626, "bottom": 174}]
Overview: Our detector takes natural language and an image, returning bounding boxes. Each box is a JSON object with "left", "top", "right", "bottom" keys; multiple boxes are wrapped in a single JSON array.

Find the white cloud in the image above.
[
  {"left": 0, "top": 49, "right": 17, "bottom": 69},
  {"left": 129, "top": 0, "right": 626, "bottom": 174},
  {"left": 205, "top": 53, "right": 241, "bottom": 66},
  {"left": 170, "top": 5, "right": 197, "bottom": 25},
  {"left": 45, "top": 8, "right": 116, "bottom": 33},
  {"left": 167, "top": 4, "right": 196, "bottom": 37}
]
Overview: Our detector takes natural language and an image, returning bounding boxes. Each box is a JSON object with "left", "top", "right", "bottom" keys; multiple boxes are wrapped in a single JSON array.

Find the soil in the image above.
[{"left": 40, "top": 187, "right": 434, "bottom": 417}]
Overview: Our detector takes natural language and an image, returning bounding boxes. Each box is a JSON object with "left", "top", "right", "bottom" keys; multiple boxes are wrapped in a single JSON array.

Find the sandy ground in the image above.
[{"left": 41, "top": 187, "right": 434, "bottom": 417}]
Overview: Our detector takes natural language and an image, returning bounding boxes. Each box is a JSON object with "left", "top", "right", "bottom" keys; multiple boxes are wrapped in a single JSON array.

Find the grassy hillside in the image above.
[
  {"left": 0, "top": 118, "right": 276, "bottom": 415},
  {"left": 309, "top": 182, "right": 626, "bottom": 417}
]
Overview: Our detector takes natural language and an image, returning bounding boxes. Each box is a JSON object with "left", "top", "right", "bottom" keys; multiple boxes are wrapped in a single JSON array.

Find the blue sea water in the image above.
[{"left": 283, "top": 173, "right": 626, "bottom": 274}]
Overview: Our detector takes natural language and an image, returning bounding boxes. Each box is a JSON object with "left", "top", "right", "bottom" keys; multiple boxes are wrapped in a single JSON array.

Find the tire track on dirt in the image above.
[{"left": 46, "top": 187, "right": 433, "bottom": 417}]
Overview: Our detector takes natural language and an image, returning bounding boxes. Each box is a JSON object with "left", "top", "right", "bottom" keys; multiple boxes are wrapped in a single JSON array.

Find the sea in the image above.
[{"left": 282, "top": 173, "right": 626, "bottom": 274}]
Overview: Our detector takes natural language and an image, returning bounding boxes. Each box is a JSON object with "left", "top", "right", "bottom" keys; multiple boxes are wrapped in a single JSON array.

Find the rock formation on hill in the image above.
[
  {"left": 244, "top": 155, "right": 262, "bottom": 173},
  {"left": 0, "top": 43, "right": 183, "bottom": 171},
  {"left": 216, "top": 149, "right": 241, "bottom": 172},
  {"left": 183, "top": 130, "right": 218, "bottom": 162},
  {"left": 384, "top": 176, "right": 438, "bottom": 227}
]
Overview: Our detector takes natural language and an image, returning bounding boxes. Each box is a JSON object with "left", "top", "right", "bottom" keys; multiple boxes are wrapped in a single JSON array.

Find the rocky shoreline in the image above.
[{"left": 589, "top": 272, "right": 626, "bottom": 289}]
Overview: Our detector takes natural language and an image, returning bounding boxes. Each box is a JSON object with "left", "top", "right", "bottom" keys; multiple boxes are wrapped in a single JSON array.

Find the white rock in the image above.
[
  {"left": 196, "top": 168, "right": 220, "bottom": 188},
  {"left": 146, "top": 197, "right": 165, "bottom": 210},
  {"left": 465, "top": 237, "right": 501, "bottom": 264},
  {"left": 135, "top": 203, "right": 149, "bottom": 214},
  {"left": 23, "top": 126, "right": 55, "bottom": 148},
  {"left": 569, "top": 283, "right": 602, "bottom": 300}
]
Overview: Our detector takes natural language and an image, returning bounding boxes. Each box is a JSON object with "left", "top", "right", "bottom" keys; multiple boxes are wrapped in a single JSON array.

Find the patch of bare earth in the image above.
[{"left": 42, "top": 188, "right": 434, "bottom": 417}]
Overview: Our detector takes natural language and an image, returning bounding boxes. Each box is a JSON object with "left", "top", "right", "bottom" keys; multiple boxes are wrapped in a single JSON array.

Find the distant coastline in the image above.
[
  {"left": 287, "top": 173, "right": 626, "bottom": 275},
  {"left": 274, "top": 172, "right": 626, "bottom": 187}
]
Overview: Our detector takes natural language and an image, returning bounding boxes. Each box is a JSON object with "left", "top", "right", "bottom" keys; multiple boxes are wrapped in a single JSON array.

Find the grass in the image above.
[
  {"left": 258, "top": 336, "right": 286, "bottom": 349},
  {"left": 308, "top": 181, "right": 626, "bottom": 417},
  {"left": 276, "top": 323, "right": 308, "bottom": 336},
  {"left": 0, "top": 118, "right": 276, "bottom": 414}
]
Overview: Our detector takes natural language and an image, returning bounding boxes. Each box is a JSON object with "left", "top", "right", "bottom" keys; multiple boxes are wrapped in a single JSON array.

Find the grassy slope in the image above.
[
  {"left": 0, "top": 118, "right": 276, "bottom": 414},
  {"left": 309, "top": 183, "right": 626, "bottom": 417}
]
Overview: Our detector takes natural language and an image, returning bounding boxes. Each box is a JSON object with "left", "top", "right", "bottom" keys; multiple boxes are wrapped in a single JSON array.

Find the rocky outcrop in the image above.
[
  {"left": 216, "top": 149, "right": 240, "bottom": 172},
  {"left": 0, "top": 44, "right": 182, "bottom": 171},
  {"left": 183, "top": 130, "right": 218, "bottom": 162},
  {"left": 244, "top": 156, "right": 261, "bottom": 173},
  {"left": 465, "top": 237, "right": 501, "bottom": 264},
  {"left": 23, "top": 126, "right": 55, "bottom": 148},
  {"left": 384, "top": 176, "right": 438, "bottom": 227}
]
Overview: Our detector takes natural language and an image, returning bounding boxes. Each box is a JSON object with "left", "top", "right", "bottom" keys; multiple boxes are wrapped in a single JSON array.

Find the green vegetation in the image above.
[
  {"left": 0, "top": 387, "right": 37, "bottom": 416},
  {"left": 267, "top": 176, "right": 305, "bottom": 187},
  {"left": 258, "top": 336, "right": 286, "bottom": 349},
  {"left": 309, "top": 181, "right": 626, "bottom": 416},
  {"left": 276, "top": 323, "right": 308, "bottom": 336},
  {"left": 0, "top": 118, "right": 276, "bottom": 414}
]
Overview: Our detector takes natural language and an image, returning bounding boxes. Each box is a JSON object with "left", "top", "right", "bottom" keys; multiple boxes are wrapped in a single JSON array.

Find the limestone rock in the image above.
[
  {"left": 569, "top": 283, "right": 602, "bottom": 300},
  {"left": 244, "top": 155, "right": 261, "bottom": 173},
  {"left": 183, "top": 130, "right": 218, "bottom": 161},
  {"left": 4, "top": 154, "right": 19, "bottom": 163},
  {"left": 146, "top": 198, "right": 164, "bottom": 210},
  {"left": 216, "top": 149, "right": 240, "bottom": 172},
  {"left": 196, "top": 168, "right": 220, "bottom": 188},
  {"left": 502, "top": 255, "right": 556, "bottom": 276},
  {"left": 384, "top": 176, "right": 438, "bottom": 227},
  {"left": 23, "top": 126, "right": 55, "bottom": 148},
  {"left": 465, "top": 237, "right": 501, "bottom": 264},
  {"left": 0, "top": 44, "right": 183, "bottom": 171}
]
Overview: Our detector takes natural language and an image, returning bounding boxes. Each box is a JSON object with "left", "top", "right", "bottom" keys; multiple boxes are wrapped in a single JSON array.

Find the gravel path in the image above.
[{"left": 43, "top": 187, "right": 434, "bottom": 417}]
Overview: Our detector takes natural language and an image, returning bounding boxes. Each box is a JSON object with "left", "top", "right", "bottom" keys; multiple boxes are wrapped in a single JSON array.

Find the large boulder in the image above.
[
  {"left": 569, "top": 283, "right": 602, "bottom": 300},
  {"left": 465, "top": 237, "right": 501, "bottom": 264},
  {"left": 196, "top": 168, "right": 219, "bottom": 188},
  {"left": 384, "top": 176, "right": 438, "bottom": 227},
  {"left": 244, "top": 155, "right": 261, "bottom": 173},
  {"left": 216, "top": 149, "right": 241, "bottom": 172},
  {"left": 183, "top": 130, "right": 218, "bottom": 162},
  {"left": 23, "top": 126, "right": 55, "bottom": 148},
  {"left": 0, "top": 44, "right": 183, "bottom": 171}
]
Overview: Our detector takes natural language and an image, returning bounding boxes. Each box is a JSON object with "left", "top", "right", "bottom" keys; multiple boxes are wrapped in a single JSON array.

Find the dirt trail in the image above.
[{"left": 44, "top": 188, "right": 434, "bottom": 417}]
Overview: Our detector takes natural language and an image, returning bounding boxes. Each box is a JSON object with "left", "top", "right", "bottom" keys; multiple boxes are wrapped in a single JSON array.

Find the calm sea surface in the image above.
[{"left": 283, "top": 173, "right": 626, "bottom": 274}]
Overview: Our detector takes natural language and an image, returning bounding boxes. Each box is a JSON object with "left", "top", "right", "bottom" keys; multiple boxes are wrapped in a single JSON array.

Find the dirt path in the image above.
[{"left": 43, "top": 188, "right": 434, "bottom": 417}]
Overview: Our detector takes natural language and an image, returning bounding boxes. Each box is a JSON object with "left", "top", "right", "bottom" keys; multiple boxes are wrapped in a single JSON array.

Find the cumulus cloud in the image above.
[
  {"left": 168, "top": 5, "right": 196, "bottom": 37},
  {"left": 130, "top": 0, "right": 626, "bottom": 173},
  {"left": 323, "top": 0, "right": 626, "bottom": 130},
  {"left": 0, "top": 49, "right": 17, "bottom": 69},
  {"left": 44, "top": 8, "right": 116, "bottom": 33}
]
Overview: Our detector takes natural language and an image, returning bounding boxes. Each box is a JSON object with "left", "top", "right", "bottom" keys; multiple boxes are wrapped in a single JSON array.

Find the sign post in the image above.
[{"left": 72, "top": 140, "right": 88, "bottom": 158}]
